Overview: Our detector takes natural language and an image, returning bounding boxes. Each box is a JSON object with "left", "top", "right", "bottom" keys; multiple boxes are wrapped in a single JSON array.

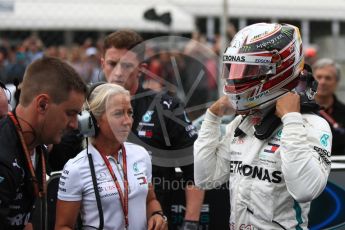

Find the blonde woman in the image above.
[{"left": 55, "top": 83, "right": 167, "bottom": 230}]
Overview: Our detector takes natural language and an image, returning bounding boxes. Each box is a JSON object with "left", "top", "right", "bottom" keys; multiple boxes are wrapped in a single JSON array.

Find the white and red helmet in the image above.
[{"left": 222, "top": 23, "right": 304, "bottom": 112}]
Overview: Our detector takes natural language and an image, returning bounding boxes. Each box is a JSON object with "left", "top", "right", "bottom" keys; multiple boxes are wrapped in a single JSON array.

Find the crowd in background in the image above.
[
  {"left": 0, "top": 32, "right": 223, "bottom": 120},
  {"left": 1, "top": 29, "right": 345, "bottom": 142},
  {"left": 0, "top": 35, "right": 103, "bottom": 84}
]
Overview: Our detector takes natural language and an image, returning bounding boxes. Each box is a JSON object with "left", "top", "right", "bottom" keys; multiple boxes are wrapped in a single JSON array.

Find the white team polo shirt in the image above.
[{"left": 58, "top": 142, "right": 152, "bottom": 230}]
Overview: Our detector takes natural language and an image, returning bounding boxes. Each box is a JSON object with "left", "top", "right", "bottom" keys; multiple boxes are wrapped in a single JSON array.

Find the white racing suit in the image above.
[{"left": 194, "top": 110, "right": 332, "bottom": 230}]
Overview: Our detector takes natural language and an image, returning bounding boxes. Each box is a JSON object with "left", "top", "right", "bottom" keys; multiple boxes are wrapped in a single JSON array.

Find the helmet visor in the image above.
[{"left": 222, "top": 63, "right": 276, "bottom": 93}]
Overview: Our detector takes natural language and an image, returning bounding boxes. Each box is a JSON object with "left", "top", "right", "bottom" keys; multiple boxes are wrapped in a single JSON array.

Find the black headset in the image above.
[
  {"left": 78, "top": 82, "right": 106, "bottom": 137},
  {"left": 79, "top": 82, "right": 107, "bottom": 229}
]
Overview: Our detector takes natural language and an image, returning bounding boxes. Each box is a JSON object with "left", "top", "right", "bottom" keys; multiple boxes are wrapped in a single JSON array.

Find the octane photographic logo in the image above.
[{"left": 120, "top": 36, "right": 220, "bottom": 167}]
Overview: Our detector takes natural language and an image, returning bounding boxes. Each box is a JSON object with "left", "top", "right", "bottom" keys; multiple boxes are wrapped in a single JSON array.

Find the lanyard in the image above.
[
  {"left": 99, "top": 146, "right": 129, "bottom": 229},
  {"left": 8, "top": 112, "right": 46, "bottom": 198},
  {"left": 319, "top": 110, "right": 340, "bottom": 129}
]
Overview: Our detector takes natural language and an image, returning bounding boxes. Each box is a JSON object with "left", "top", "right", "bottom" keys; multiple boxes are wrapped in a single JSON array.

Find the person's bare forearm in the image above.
[
  {"left": 184, "top": 185, "right": 205, "bottom": 220},
  {"left": 146, "top": 184, "right": 162, "bottom": 218}
]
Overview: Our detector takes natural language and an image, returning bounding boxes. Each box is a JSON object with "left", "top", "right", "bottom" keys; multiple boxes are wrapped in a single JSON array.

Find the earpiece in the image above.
[
  {"left": 77, "top": 82, "right": 106, "bottom": 137},
  {"left": 40, "top": 102, "right": 46, "bottom": 111}
]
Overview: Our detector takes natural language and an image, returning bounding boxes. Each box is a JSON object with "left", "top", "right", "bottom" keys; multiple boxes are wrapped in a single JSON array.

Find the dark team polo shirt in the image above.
[
  {"left": 319, "top": 95, "right": 345, "bottom": 155},
  {"left": 129, "top": 87, "right": 198, "bottom": 167},
  {"left": 0, "top": 116, "right": 45, "bottom": 230}
]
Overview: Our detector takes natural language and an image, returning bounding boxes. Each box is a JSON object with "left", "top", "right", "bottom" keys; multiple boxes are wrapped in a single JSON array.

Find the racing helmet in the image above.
[{"left": 222, "top": 23, "right": 304, "bottom": 112}]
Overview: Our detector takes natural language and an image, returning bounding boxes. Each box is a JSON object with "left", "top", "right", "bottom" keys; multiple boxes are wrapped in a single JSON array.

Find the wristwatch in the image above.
[{"left": 151, "top": 210, "right": 168, "bottom": 223}]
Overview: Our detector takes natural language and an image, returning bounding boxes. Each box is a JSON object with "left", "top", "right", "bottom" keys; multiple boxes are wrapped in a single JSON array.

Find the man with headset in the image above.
[
  {"left": 101, "top": 30, "right": 204, "bottom": 229},
  {"left": 0, "top": 57, "right": 86, "bottom": 230}
]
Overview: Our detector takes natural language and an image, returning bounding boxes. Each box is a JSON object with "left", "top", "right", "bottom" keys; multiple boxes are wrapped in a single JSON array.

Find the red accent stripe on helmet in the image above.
[{"left": 261, "top": 68, "right": 294, "bottom": 91}]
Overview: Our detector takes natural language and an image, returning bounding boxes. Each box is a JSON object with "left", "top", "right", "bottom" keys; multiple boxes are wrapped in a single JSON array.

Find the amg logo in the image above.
[
  {"left": 230, "top": 161, "right": 282, "bottom": 183},
  {"left": 223, "top": 55, "right": 245, "bottom": 62}
]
